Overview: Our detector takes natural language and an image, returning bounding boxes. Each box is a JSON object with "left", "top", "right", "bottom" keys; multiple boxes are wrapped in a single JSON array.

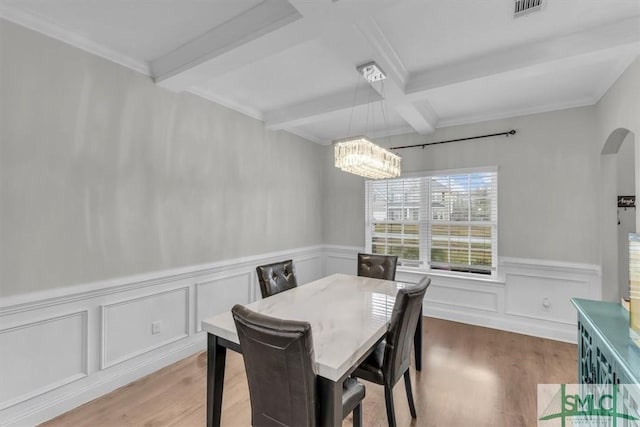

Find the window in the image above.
[{"left": 365, "top": 168, "right": 497, "bottom": 276}]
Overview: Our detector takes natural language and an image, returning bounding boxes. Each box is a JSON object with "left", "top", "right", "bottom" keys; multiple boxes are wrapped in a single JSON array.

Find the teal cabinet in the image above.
[{"left": 573, "top": 298, "right": 640, "bottom": 425}]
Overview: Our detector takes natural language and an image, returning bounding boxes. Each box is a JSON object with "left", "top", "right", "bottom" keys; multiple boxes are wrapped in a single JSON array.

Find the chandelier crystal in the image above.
[{"left": 334, "top": 137, "right": 401, "bottom": 180}]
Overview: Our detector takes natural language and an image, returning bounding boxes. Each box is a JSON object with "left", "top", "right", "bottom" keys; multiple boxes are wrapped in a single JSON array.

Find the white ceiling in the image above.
[{"left": 1, "top": 0, "right": 639, "bottom": 144}]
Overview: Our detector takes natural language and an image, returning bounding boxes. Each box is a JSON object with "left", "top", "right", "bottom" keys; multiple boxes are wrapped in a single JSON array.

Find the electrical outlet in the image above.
[{"left": 151, "top": 320, "right": 162, "bottom": 334}]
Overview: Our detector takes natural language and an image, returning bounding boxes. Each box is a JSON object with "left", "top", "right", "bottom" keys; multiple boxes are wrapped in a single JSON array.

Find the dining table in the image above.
[{"left": 201, "top": 273, "right": 424, "bottom": 427}]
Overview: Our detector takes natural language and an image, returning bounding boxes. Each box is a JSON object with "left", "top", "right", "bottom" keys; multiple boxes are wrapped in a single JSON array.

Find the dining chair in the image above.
[
  {"left": 357, "top": 253, "right": 398, "bottom": 281},
  {"left": 231, "top": 304, "right": 365, "bottom": 427},
  {"left": 357, "top": 253, "right": 425, "bottom": 371},
  {"left": 255, "top": 259, "right": 297, "bottom": 298},
  {"left": 352, "top": 276, "right": 431, "bottom": 427}
]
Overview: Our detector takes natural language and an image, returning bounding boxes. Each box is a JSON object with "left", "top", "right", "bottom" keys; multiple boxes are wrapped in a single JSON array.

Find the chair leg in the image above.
[
  {"left": 353, "top": 403, "right": 362, "bottom": 427},
  {"left": 384, "top": 385, "right": 397, "bottom": 427},
  {"left": 404, "top": 370, "right": 417, "bottom": 418}
]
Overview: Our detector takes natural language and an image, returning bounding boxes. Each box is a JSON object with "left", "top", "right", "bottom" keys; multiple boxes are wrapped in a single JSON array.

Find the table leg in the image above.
[
  {"left": 207, "top": 334, "right": 227, "bottom": 427},
  {"left": 318, "top": 376, "right": 342, "bottom": 427},
  {"left": 414, "top": 305, "right": 423, "bottom": 371}
]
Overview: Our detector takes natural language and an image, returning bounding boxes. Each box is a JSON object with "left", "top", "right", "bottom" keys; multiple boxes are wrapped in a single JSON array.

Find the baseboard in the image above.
[{"left": 424, "top": 304, "right": 578, "bottom": 343}]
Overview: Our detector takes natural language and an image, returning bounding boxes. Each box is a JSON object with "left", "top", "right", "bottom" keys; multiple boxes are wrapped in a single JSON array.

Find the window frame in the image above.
[{"left": 364, "top": 166, "right": 498, "bottom": 279}]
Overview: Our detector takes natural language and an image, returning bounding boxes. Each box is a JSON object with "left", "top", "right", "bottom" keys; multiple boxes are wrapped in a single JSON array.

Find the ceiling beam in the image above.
[
  {"left": 155, "top": 3, "right": 638, "bottom": 142},
  {"left": 265, "top": 16, "right": 638, "bottom": 138},
  {"left": 152, "top": 0, "right": 303, "bottom": 91},
  {"left": 153, "top": 0, "right": 348, "bottom": 93},
  {"left": 354, "top": 17, "right": 408, "bottom": 88},
  {"left": 343, "top": 16, "right": 438, "bottom": 134},
  {"left": 395, "top": 101, "right": 438, "bottom": 135},
  {"left": 265, "top": 86, "right": 382, "bottom": 130},
  {"left": 153, "top": 0, "right": 441, "bottom": 136},
  {"left": 405, "top": 16, "right": 640, "bottom": 97},
  {"left": 263, "top": 11, "right": 436, "bottom": 134}
]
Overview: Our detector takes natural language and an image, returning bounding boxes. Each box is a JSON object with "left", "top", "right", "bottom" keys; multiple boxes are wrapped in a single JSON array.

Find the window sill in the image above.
[{"left": 397, "top": 266, "right": 505, "bottom": 286}]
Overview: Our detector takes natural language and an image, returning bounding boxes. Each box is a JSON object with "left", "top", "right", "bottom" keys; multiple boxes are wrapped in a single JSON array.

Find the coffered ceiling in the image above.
[{"left": 1, "top": 0, "right": 639, "bottom": 144}]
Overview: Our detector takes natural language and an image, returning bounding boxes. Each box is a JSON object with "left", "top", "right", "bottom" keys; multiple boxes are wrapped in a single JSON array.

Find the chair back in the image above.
[
  {"left": 232, "top": 304, "right": 318, "bottom": 427},
  {"left": 256, "top": 260, "right": 297, "bottom": 298},
  {"left": 357, "top": 253, "right": 398, "bottom": 281},
  {"left": 383, "top": 276, "right": 430, "bottom": 386}
]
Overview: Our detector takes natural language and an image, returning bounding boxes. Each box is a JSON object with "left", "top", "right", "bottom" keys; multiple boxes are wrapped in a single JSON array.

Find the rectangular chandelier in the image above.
[{"left": 334, "top": 137, "right": 401, "bottom": 180}]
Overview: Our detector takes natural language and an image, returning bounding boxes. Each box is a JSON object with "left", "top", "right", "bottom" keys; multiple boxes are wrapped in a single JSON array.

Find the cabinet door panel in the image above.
[
  {"left": 578, "top": 319, "right": 595, "bottom": 384},
  {"left": 617, "top": 372, "right": 640, "bottom": 427},
  {"left": 596, "top": 344, "right": 615, "bottom": 385}
]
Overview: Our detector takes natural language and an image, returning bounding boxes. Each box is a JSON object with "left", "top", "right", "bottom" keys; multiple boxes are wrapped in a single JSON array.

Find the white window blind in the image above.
[
  {"left": 366, "top": 177, "right": 426, "bottom": 267},
  {"left": 365, "top": 169, "right": 497, "bottom": 276}
]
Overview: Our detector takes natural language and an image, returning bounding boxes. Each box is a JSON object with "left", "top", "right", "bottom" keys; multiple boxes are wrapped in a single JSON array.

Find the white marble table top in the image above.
[{"left": 201, "top": 273, "right": 416, "bottom": 381}]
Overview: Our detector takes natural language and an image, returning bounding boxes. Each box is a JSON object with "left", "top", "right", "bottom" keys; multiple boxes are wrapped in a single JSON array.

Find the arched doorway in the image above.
[{"left": 601, "top": 128, "right": 636, "bottom": 302}]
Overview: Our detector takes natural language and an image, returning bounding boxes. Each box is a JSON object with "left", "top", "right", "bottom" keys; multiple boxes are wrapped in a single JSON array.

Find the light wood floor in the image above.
[{"left": 42, "top": 318, "right": 577, "bottom": 427}]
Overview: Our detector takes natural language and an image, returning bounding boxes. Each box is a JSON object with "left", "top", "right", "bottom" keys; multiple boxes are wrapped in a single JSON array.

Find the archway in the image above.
[{"left": 601, "top": 127, "right": 636, "bottom": 302}]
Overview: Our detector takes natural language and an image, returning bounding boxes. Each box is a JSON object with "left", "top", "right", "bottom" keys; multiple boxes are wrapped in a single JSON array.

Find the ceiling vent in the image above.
[{"left": 514, "top": 0, "right": 542, "bottom": 17}]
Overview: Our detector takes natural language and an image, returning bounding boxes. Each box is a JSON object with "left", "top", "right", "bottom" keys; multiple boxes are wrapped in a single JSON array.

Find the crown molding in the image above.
[
  {"left": 436, "top": 96, "right": 598, "bottom": 129},
  {"left": 591, "top": 55, "right": 637, "bottom": 105},
  {"left": 187, "top": 87, "right": 263, "bottom": 122},
  {"left": 0, "top": 5, "right": 150, "bottom": 76},
  {"left": 283, "top": 127, "right": 326, "bottom": 145},
  {"left": 356, "top": 16, "right": 409, "bottom": 86}
]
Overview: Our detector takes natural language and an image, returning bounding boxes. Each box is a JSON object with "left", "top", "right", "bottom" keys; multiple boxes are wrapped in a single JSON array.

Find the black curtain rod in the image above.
[{"left": 390, "top": 129, "right": 516, "bottom": 150}]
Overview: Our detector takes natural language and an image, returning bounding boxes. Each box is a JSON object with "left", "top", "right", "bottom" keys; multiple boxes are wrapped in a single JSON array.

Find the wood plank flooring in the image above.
[{"left": 42, "top": 318, "right": 577, "bottom": 427}]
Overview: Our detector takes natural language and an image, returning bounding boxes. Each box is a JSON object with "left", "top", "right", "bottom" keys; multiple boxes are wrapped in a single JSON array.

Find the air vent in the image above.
[{"left": 514, "top": 0, "right": 542, "bottom": 17}]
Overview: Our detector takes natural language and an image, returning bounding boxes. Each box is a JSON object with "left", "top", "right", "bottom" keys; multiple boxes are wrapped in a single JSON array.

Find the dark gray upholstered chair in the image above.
[
  {"left": 352, "top": 276, "right": 430, "bottom": 427},
  {"left": 231, "top": 304, "right": 365, "bottom": 427},
  {"left": 357, "top": 253, "right": 398, "bottom": 281},
  {"left": 256, "top": 260, "right": 297, "bottom": 299}
]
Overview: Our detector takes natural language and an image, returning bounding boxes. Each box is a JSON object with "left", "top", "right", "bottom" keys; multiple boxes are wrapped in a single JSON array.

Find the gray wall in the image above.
[
  {"left": 322, "top": 147, "right": 367, "bottom": 247},
  {"left": 617, "top": 132, "right": 635, "bottom": 299},
  {"left": 324, "top": 107, "right": 601, "bottom": 265},
  {"left": 596, "top": 57, "right": 640, "bottom": 173},
  {"left": 2, "top": 17, "right": 637, "bottom": 299},
  {"left": 595, "top": 56, "right": 639, "bottom": 301},
  {"left": 0, "top": 20, "right": 325, "bottom": 297}
]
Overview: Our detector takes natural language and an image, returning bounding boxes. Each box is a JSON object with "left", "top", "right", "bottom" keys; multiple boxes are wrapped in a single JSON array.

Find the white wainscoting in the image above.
[
  {"left": 0, "top": 246, "right": 325, "bottom": 427},
  {"left": 323, "top": 246, "right": 601, "bottom": 344},
  {"left": 195, "top": 271, "right": 253, "bottom": 333},
  {"left": 101, "top": 287, "right": 190, "bottom": 369},
  {"left": 0, "top": 244, "right": 602, "bottom": 425},
  {"left": 0, "top": 311, "right": 88, "bottom": 411}
]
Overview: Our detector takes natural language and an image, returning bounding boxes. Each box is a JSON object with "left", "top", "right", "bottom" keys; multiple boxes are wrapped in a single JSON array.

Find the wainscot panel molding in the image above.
[
  {"left": 294, "top": 255, "right": 324, "bottom": 286},
  {"left": 0, "top": 245, "right": 599, "bottom": 425},
  {"left": 324, "top": 245, "right": 360, "bottom": 276},
  {"left": 0, "top": 245, "right": 325, "bottom": 427},
  {"left": 195, "top": 271, "right": 253, "bottom": 333},
  {"left": 0, "top": 311, "right": 88, "bottom": 411},
  {"left": 323, "top": 246, "right": 602, "bottom": 344},
  {"left": 100, "top": 287, "right": 190, "bottom": 369}
]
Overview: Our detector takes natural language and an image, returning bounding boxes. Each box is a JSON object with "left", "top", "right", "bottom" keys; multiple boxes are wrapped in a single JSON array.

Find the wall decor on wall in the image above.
[{"left": 618, "top": 195, "right": 636, "bottom": 209}]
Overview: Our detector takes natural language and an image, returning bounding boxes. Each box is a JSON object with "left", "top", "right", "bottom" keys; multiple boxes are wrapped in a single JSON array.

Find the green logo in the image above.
[{"left": 538, "top": 384, "right": 640, "bottom": 427}]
